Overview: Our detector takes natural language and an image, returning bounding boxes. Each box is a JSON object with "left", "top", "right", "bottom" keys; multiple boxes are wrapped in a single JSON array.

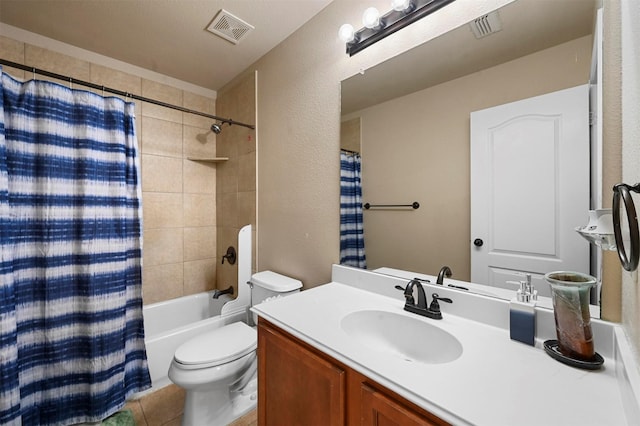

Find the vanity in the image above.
[{"left": 252, "top": 265, "right": 640, "bottom": 426}]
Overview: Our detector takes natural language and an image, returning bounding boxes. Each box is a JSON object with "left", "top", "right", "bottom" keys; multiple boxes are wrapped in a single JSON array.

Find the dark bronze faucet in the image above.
[
  {"left": 436, "top": 265, "right": 452, "bottom": 285},
  {"left": 401, "top": 279, "right": 452, "bottom": 320}
]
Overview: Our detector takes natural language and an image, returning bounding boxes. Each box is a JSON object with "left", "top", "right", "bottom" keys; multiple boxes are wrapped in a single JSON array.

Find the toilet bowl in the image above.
[{"left": 168, "top": 269, "right": 302, "bottom": 426}]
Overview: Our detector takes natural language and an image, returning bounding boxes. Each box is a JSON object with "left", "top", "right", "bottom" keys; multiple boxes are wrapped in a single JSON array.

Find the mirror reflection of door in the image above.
[{"left": 470, "top": 85, "right": 590, "bottom": 298}]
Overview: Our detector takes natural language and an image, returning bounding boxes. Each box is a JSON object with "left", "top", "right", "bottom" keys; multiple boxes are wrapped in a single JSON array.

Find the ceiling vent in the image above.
[
  {"left": 206, "top": 9, "right": 254, "bottom": 45},
  {"left": 470, "top": 11, "right": 503, "bottom": 39}
]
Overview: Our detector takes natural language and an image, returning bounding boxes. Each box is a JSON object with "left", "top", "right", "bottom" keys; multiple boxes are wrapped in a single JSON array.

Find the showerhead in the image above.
[{"left": 211, "top": 123, "right": 222, "bottom": 134}]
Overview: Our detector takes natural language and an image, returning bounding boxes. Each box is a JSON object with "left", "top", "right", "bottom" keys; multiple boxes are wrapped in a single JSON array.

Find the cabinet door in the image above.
[
  {"left": 360, "top": 384, "right": 443, "bottom": 426},
  {"left": 258, "top": 320, "right": 346, "bottom": 426}
]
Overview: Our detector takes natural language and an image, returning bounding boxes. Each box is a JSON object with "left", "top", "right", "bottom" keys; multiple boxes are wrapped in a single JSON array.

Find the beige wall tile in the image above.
[
  {"left": 183, "top": 125, "right": 216, "bottom": 158},
  {"left": 90, "top": 64, "right": 142, "bottom": 96},
  {"left": 219, "top": 193, "right": 238, "bottom": 228},
  {"left": 142, "top": 263, "right": 184, "bottom": 305},
  {"left": 184, "top": 194, "right": 215, "bottom": 227},
  {"left": 184, "top": 227, "right": 216, "bottom": 262},
  {"left": 141, "top": 116, "right": 183, "bottom": 158},
  {"left": 141, "top": 79, "right": 182, "bottom": 123},
  {"left": 238, "top": 191, "right": 256, "bottom": 229},
  {"left": 184, "top": 258, "right": 216, "bottom": 295},
  {"left": 143, "top": 228, "right": 184, "bottom": 267},
  {"left": 25, "top": 44, "right": 90, "bottom": 81},
  {"left": 238, "top": 151, "right": 256, "bottom": 192},
  {"left": 183, "top": 159, "right": 215, "bottom": 194},
  {"left": 142, "top": 155, "right": 183, "bottom": 193},
  {"left": 143, "top": 192, "right": 183, "bottom": 229},
  {"left": 183, "top": 90, "right": 216, "bottom": 128},
  {"left": 217, "top": 158, "right": 238, "bottom": 194},
  {"left": 0, "top": 36, "right": 25, "bottom": 79}
]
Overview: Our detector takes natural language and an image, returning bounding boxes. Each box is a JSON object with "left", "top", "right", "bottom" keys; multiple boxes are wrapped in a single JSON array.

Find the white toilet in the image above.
[{"left": 168, "top": 270, "right": 302, "bottom": 426}]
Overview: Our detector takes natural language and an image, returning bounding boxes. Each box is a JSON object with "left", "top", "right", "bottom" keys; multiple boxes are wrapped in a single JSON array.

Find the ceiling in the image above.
[
  {"left": 0, "top": 0, "right": 333, "bottom": 91},
  {"left": 342, "top": 0, "right": 597, "bottom": 115}
]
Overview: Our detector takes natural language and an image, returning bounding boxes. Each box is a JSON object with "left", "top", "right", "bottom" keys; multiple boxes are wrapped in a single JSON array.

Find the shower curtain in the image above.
[
  {"left": 0, "top": 68, "right": 150, "bottom": 425},
  {"left": 340, "top": 151, "right": 366, "bottom": 268}
]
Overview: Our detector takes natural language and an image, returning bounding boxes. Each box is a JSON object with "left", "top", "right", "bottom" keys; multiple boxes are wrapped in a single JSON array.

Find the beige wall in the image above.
[
  {"left": 0, "top": 35, "right": 220, "bottom": 306},
  {"left": 347, "top": 36, "right": 592, "bottom": 280},
  {"left": 216, "top": 72, "right": 258, "bottom": 295},
  {"left": 223, "top": 0, "right": 514, "bottom": 287}
]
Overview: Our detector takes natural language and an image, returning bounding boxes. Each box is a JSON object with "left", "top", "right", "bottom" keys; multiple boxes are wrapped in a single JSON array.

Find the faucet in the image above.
[
  {"left": 212, "top": 285, "right": 234, "bottom": 299},
  {"left": 436, "top": 265, "right": 452, "bottom": 285},
  {"left": 400, "top": 279, "right": 452, "bottom": 320}
]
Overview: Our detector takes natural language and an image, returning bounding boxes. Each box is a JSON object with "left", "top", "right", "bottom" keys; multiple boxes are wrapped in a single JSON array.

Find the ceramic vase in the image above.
[{"left": 544, "top": 271, "right": 597, "bottom": 361}]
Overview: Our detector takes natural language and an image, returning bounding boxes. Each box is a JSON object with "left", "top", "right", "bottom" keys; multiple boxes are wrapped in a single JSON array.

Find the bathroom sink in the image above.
[{"left": 340, "top": 310, "right": 463, "bottom": 364}]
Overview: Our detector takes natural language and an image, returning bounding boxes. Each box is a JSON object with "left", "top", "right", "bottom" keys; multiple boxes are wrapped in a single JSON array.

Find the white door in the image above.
[{"left": 470, "top": 85, "right": 590, "bottom": 297}]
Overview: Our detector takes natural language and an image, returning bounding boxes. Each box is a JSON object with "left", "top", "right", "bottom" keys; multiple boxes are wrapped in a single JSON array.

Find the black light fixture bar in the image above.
[{"left": 346, "top": 0, "right": 457, "bottom": 56}]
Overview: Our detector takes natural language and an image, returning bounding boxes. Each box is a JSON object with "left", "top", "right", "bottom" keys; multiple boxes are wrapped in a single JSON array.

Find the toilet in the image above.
[{"left": 168, "top": 270, "right": 302, "bottom": 426}]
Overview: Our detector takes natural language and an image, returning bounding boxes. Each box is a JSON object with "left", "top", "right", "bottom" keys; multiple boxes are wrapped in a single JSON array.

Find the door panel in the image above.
[{"left": 471, "top": 85, "right": 590, "bottom": 292}]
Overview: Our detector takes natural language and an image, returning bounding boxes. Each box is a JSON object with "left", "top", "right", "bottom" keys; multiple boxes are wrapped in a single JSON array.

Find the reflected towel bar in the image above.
[{"left": 363, "top": 202, "right": 420, "bottom": 210}]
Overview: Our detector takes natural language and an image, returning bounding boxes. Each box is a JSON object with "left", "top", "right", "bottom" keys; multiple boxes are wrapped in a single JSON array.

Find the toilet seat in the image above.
[{"left": 174, "top": 322, "right": 257, "bottom": 370}]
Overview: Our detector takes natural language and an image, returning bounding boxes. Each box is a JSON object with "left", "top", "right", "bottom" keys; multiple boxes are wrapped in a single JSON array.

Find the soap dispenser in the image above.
[{"left": 508, "top": 274, "right": 537, "bottom": 346}]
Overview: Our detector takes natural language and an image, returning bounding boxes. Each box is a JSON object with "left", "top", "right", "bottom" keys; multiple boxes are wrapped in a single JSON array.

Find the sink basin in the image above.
[{"left": 340, "top": 310, "right": 463, "bottom": 364}]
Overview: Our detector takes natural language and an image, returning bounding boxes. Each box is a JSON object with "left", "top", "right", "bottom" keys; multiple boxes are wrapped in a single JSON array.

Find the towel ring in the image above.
[{"left": 612, "top": 183, "right": 640, "bottom": 271}]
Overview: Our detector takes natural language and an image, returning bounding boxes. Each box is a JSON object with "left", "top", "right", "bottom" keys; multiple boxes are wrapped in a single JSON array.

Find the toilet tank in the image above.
[{"left": 250, "top": 271, "right": 302, "bottom": 305}]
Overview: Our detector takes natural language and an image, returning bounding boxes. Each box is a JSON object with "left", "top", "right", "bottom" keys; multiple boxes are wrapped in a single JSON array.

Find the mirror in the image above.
[{"left": 339, "top": 0, "right": 601, "bottom": 312}]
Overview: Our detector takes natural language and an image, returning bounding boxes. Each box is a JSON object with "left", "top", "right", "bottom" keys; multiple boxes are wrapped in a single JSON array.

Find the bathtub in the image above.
[{"left": 139, "top": 291, "right": 246, "bottom": 395}]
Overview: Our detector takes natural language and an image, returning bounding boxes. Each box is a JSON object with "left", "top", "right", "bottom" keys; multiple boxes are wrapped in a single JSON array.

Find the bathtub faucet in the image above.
[{"left": 213, "top": 286, "right": 234, "bottom": 299}]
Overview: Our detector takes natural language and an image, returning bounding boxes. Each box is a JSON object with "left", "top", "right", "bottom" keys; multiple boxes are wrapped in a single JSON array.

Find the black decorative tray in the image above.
[{"left": 543, "top": 340, "right": 604, "bottom": 370}]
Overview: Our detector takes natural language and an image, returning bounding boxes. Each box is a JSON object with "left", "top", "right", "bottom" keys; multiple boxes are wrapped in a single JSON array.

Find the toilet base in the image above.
[{"left": 181, "top": 377, "right": 257, "bottom": 426}]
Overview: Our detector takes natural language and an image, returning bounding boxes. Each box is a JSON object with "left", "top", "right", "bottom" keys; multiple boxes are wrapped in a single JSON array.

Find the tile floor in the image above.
[{"left": 125, "top": 384, "right": 257, "bottom": 426}]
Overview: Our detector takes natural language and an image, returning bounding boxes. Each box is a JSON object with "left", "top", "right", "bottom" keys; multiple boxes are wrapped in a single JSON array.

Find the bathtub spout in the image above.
[{"left": 213, "top": 286, "right": 234, "bottom": 299}]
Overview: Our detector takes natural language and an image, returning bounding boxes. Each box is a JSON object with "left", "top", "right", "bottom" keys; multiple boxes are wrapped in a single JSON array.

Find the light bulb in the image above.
[
  {"left": 391, "top": 0, "right": 412, "bottom": 11},
  {"left": 338, "top": 23, "right": 355, "bottom": 43},
  {"left": 362, "top": 7, "right": 380, "bottom": 29}
]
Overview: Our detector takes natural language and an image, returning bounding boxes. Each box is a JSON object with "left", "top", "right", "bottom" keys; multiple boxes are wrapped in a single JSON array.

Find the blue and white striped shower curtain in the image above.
[
  {"left": 340, "top": 151, "right": 366, "bottom": 268},
  {"left": 0, "top": 68, "right": 150, "bottom": 425}
]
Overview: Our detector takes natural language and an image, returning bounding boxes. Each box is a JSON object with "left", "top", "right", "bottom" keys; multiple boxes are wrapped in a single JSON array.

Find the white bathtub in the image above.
[{"left": 139, "top": 291, "right": 246, "bottom": 394}]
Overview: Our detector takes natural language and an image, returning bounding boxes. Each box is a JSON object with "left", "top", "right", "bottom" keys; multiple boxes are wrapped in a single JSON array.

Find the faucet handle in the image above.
[{"left": 429, "top": 293, "right": 453, "bottom": 312}]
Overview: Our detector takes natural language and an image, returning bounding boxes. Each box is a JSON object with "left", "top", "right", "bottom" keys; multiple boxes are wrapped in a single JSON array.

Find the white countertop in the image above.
[{"left": 253, "top": 280, "right": 629, "bottom": 426}]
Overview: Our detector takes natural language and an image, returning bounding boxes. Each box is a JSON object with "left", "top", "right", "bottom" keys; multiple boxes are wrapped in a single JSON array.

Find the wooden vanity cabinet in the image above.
[{"left": 258, "top": 318, "right": 450, "bottom": 426}]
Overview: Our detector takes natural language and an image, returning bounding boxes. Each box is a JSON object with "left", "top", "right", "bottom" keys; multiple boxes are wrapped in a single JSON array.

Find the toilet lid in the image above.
[{"left": 174, "top": 322, "right": 257, "bottom": 367}]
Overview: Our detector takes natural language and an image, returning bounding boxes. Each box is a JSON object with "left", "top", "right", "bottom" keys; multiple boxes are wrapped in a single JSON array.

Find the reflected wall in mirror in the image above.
[{"left": 340, "top": 0, "right": 603, "bottom": 307}]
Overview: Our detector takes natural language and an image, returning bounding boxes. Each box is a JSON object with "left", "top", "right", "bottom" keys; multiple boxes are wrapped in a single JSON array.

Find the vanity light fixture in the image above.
[{"left": 339, "top": 0, "right": 457, "bottom": 56}]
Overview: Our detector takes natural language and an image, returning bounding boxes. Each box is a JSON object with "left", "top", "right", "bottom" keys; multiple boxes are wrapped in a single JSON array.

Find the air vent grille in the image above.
[
  {"left": 206, "top": 9, "right": 254, "bottom": 45},
  {"left": 470, "top": 11, "right": 503, "bottom": 39}
]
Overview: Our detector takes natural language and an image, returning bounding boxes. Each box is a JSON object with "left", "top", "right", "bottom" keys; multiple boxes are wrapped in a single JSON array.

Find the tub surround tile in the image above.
[
  {"left": 25, "top": 44, "right": 91, "bottom": 82},
  {"left": 141, "top": 79, "right": 183, "bottom": 123},
  {"left": 238, "top": 151, "right": 256, "bottom": 192},
  {"left": 141, "top": 116, "right": 183, "bottom": 158},
  {"left": 184, "top": 258, "right": 217, "bottom": 294},
  {"left": 183, "top": 159, "right": 216, "bottom": 194},
  {"left": 90, "top": 64, "right": 142, "bottom": 97},
  {"left": 183, "top": 125, "right": 216, "bottom": 158},
  {"left": 143, "top": 228, "right": 184, "bottom": 267},
  {"left": 238, "top": 191, "right": 256, "bottom": 229},
  {"left": 142, "top": 155, "right": 183, "bottom": 193},
  {"left": 0, "top": 36, "right": 25, "bottom": 79},
  {"left": 182, "top": 91, "right": 216, "bottom": 129},
  {"left": 184, "top": 194, "right": 215, "bottom": 227},
  {"left": 142, "top": 192, "right": 184, "bottom": 229},
  {"left": 219, "top": 193, "right": 238, "bottom": 228},
  {"left": 184, "top": 227, "right": 216, "bottom": 262},
  {"left": 142, "top": 263, "right": 184, "bottom": 305}
]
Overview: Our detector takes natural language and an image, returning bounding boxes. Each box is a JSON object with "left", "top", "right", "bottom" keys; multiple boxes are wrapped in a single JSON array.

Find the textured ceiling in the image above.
[{"left": 0, "top": 0, "right": 333, "bottom": 90}]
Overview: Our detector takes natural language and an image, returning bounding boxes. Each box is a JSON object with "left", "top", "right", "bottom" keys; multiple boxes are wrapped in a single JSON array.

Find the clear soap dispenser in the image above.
[{"left": 508, "top": 274, "right": 537, "bottom": 346}]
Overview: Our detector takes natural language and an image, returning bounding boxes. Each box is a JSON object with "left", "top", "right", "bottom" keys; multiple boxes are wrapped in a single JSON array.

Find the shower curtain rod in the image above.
[{"left": 0, "top": 58, "right": 256, "bottom": 130}]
